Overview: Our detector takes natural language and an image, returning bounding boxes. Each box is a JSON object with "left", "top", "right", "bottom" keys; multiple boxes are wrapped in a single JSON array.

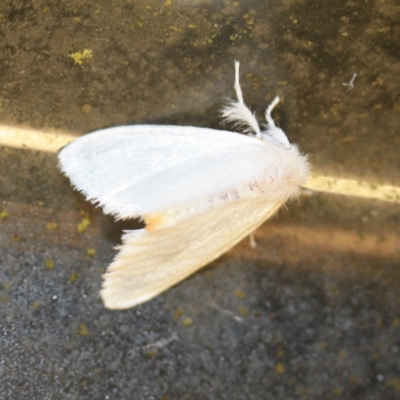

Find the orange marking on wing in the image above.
[{"left": 145, "top": 213, "right": 167, "bottom": 231}]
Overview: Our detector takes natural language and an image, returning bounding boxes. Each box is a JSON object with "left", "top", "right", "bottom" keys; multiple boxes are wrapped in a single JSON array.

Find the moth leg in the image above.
[{"left": 248, "top": 231, "right": 257, "bottom": 248}]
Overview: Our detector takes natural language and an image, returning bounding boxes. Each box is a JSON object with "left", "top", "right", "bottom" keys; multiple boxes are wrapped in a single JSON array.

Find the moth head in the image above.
[{"left": 261, "top": 126, "right": 291, "bottom": 150}]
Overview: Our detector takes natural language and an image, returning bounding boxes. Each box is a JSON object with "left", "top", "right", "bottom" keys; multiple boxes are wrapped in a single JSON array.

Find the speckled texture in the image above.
[{"left": 1, "top": 0, "right": 400, "bottom": 399}]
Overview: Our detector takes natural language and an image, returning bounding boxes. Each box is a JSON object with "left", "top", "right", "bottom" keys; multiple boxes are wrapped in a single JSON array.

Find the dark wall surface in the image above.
[{"left": 1, "top": 1, "right": 399, "bottom": 399}]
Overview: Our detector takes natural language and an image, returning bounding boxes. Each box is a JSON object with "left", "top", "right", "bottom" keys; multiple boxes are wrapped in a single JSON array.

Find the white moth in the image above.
[{"left": 59, "top": 61, "right": 309, "bottom": 310}]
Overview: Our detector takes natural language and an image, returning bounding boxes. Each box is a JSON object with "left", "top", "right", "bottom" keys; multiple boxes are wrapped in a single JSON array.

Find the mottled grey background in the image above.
[{"left": 1, "top": 1, "right": 399, "bottom": 399}]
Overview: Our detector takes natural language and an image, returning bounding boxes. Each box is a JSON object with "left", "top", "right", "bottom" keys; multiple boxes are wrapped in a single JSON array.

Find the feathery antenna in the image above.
[{"left": 221, "top": 61, "right": 262, "bottom": 138}]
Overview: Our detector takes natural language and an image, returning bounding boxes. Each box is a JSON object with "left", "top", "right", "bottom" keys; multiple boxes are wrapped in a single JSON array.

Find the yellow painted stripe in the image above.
[
  {"left": 305, "top": 176, "right": 400, "bottom": 203},
  {"left": 1, "top": 124, "right": 399, "bottom": 203},
  {"left": 0, "top": 124, "right": 76, "bottom": 152}
]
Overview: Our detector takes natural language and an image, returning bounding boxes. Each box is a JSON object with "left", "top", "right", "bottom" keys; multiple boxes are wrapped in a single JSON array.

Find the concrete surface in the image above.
[{"left": 1, "top": 1, "right": 399, "bottom": 399}]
